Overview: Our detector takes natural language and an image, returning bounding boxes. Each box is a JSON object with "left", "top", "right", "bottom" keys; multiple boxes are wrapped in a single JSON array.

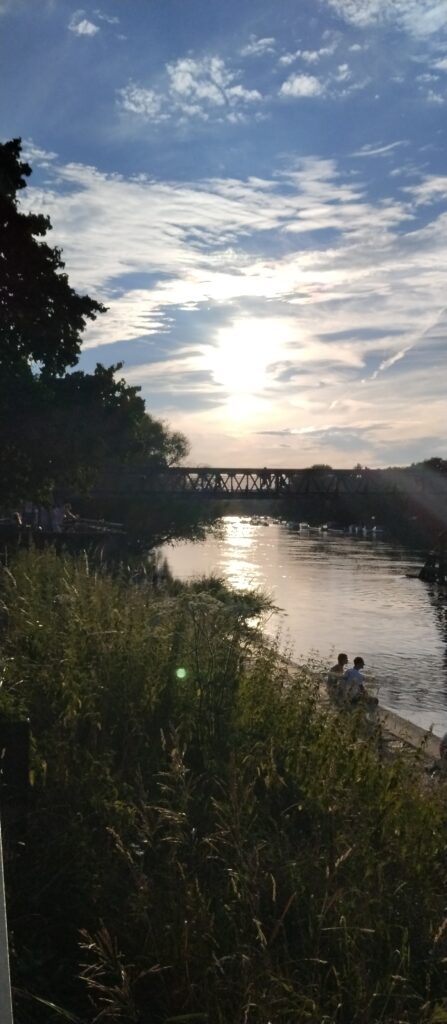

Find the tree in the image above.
[
  {"left": 418, "top": 458, "right": 447, "bottom": 473},
  {"left": 0, "top": 139, "right": 189, "bottom": 506},
  {"left": 0, "top": 138, "right": 105, "bottom": 376}
]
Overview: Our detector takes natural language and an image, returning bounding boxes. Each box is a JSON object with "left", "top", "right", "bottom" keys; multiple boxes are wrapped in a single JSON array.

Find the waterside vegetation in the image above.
[{"left": 1, "top": 549, "right": 446, "bottom": 1024}]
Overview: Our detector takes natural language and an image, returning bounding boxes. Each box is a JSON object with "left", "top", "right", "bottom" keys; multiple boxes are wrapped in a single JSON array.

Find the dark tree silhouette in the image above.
[
  {"left": 0, "top": 138, "right": 188, "bottom": 506},
  {"left": 0, "top": 138, "right": 105, "bottom": 376}
]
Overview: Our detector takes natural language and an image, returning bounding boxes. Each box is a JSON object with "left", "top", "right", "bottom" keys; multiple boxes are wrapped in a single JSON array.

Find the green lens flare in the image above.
[{"left": 175, "top": 667, "right": 187, "bottom": 679}]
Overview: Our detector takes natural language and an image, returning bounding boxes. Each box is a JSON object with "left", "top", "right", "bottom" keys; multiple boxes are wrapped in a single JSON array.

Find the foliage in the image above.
[
  {"left": 0, "top": 364, "right": 189, "bottom": 504},
  {"left": 0, "top": 138, "right": 104, "bottom": 377},
  {"left": 0, "top": 139, "right": 188, "bottom": 506},
  {"left": 414, "top": 458, "right": 447, "bottom": 474},
  {"left": 77, "top": 492, "right": 222, "bottom": 548},
  {"left": 0, "top": 550, "right": 446, "bottom": 1023}
]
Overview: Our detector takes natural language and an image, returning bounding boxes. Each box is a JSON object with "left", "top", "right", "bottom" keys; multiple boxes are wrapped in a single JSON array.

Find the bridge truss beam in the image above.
[{"left": 95, "top": 467, "right": 447, "bottom": 499}]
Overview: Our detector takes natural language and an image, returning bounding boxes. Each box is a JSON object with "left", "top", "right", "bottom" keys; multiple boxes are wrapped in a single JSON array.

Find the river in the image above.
[{"left": 161, "top": 516, "right": 447, "bottom": 736}]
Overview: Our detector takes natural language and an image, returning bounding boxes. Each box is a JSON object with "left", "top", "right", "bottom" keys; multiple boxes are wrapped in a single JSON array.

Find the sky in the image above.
[{"left": 2, "top": 0, "right": 447, "bottom": 467}]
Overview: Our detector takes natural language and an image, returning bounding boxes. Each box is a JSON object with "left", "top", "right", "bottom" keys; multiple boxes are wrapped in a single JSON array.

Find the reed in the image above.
[{"left": 0, "top": 549, "right": 445, "bottom": 1024}]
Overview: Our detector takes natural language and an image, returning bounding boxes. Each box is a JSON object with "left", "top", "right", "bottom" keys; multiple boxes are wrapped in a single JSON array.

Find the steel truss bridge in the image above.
[{"left": 100, "top": 466, "right": 447, "bottom": 499}]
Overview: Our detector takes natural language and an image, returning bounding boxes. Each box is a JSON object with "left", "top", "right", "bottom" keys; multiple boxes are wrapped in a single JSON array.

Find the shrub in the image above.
[{"left": 0, "top": 550, "right": 445, "bottom": 1023}]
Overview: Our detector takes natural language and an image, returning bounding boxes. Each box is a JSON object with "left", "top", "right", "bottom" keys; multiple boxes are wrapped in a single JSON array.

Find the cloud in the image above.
[
  {"left": 426, "top": 88, "right": 445, "bottom": 103},
  {"left": 405, "top": 175, "right": 447, "bottom": 205},
  {"left": 279, "top": 52, "right": 299, "bottom": 67},
  {"left": 167, "top": 56, "right": 261, "bottom": 109},
  {"left": 118, "top": 84, "right": 167, "bottom": 121},
  {"left": 239, "top": 35, "right": 276, "bottom": 57},
  {"left": 94, "top": 8, "right": 119, "bottom": 24},
  {"left": 118, "top": 55, "right": 264, "bottom": 124},
  {"left": 279, "top": 63, "right": 367, "bottom": 100},
  {"left": 279, "top": 45, "right": 337, "bottom": 66},
  {"left": 22, "top": 148, "right": 447, "bottom": 465},
  {"left": 256, "top": 425, "right": 376, "bottom": 441},
  {"left": 434, "top": 57, "right": 447, "bottom": 70},
  {"left": 69, "top": 11, "right": 100, "bottom": 36},
  {"left": 280, "top": 73, "right": 325, "bottom": 97},
  {"left": 324, "top": 0, "right": 447, "bottom": 38},
  {"left": 416, "top": 72, "right": 440, "bottom": 82},
  {"left": 371, "top": 345, "right": 411, "bottom": 378},
  {"left": 353, "top": 140, "right": 408, "bottom": 156},
  {"left": 324, "top": 0, "right": 392, "bottom": 26},
  {"left": 335, "top": 62, "right": 351, "bottom": 81},
  {"left": 22, "top": 141, "right": 57, "bottom": 164}
]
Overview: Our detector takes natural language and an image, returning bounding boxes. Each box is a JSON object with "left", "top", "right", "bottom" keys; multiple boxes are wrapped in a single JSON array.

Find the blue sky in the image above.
[{"left": 2, "top": 0, "right": 447, "bottom": 466}]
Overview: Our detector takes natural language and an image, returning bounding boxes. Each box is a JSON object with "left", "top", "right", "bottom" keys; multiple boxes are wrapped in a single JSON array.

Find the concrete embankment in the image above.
[{"left": 377, "top": 705, "right": 442, "bottom": 762}]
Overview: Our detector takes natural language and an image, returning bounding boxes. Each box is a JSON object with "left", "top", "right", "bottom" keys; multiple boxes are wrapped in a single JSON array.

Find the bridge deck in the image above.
[{"left": 96, "top": 467, "right": 447, "bottom": 499}]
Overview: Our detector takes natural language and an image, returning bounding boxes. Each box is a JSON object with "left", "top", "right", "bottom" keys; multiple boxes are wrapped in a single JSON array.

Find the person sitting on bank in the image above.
[
  {"left": 419, "top": 552, "right": 437, "bottom": 582},
  {"left": 342, "top": 656, "right": 378, "bottom": 706},
  {"left": 327, "top": 653, "right": 348, "bottom": 690},
  {"left": 51, "top": 505, "right": 65, "bottom": 533}
]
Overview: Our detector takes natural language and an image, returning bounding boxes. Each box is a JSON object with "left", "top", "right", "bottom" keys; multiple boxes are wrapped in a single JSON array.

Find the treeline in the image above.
[
  {"left": 0, "top": 138, "right": 217, "bottom": 548},
  {"left": 1, "top": 549, "right": 446, "bottom": 1023},
  {"left": 279, "top": 460, "right": 447, "bottom": 546}
]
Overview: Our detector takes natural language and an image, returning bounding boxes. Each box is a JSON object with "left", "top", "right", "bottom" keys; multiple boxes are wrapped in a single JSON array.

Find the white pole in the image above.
[{"left": 0, "top": 817, "right": 14, "bottom": 1024}]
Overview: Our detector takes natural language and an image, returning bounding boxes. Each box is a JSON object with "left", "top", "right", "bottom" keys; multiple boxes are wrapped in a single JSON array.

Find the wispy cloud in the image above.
[
  {"left": 324, "top": 0, "right": 447, "bottom": 38},
  {"left": 425, "top": 88, "right": 445, "bottom": 103},
  {"left": 23, "top": 148, "right": 447, "bottom": 465},
  {"left": 405, "top": 175, "right": 447, "bottom": 205},
  {"left": 353, "top": 140, "right": 408, "bottom": 157},
  {"left": 94, "top": 8, "right": 119, "bottom": 24},
  {"left": 371, "top": 345, "right": 411, "bottom": 378},
  {"left": 69, "top": 10, "right": 100, "bottom": 36},
  {"left": 118, "top": 55, "right": 264, "bottom": 124},
  {"left": 22, "top": 141, "right": 57, "bottom": 164},
  {"left": 240, "top": 35, "right": 276, "bottom": 57}
]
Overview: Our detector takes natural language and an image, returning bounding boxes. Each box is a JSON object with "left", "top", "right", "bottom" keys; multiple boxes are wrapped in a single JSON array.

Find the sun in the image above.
[{"left": 206, "top": 317, "right": 294, "bottom": 418}]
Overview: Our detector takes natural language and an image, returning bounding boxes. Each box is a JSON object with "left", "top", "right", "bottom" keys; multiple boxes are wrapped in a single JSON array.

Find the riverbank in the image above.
[
  {"left": 1, "top": 549, "right": 446, "bottom": 1024},
  {"left": 280, "top": 651, "right": 445, "bottom": 774},
  {"left": 161, "top": 516, "right": 447, "bottom": 735}
]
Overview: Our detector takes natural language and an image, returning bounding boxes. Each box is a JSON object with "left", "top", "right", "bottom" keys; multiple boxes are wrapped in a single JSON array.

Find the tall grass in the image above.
[{"left": 0, "top": 549, "right": 446, "bottom": 1024}]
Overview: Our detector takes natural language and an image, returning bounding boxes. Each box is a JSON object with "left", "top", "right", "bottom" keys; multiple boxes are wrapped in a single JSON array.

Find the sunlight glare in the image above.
[{"left": 208, "top": 317, "right": 294, "bottom": 397}]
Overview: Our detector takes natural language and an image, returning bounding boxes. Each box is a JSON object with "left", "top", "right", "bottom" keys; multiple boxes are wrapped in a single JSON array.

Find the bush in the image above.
[{"left": 0, "top": 550, "right": 445, "bottom": 1023}]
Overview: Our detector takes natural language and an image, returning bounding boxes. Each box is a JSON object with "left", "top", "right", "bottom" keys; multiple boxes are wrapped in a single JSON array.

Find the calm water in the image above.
[{"left": 161, "top": 516, "right": 447, "bottom": 736}]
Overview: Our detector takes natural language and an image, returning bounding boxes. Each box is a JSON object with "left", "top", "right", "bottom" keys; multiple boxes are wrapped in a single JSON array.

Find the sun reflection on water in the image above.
[
  {"left": 162, "top": 516, "right": 447, "bottom": 734},
  {"left": 220, "top": 516, "right": 262, "bottom": 590}
]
